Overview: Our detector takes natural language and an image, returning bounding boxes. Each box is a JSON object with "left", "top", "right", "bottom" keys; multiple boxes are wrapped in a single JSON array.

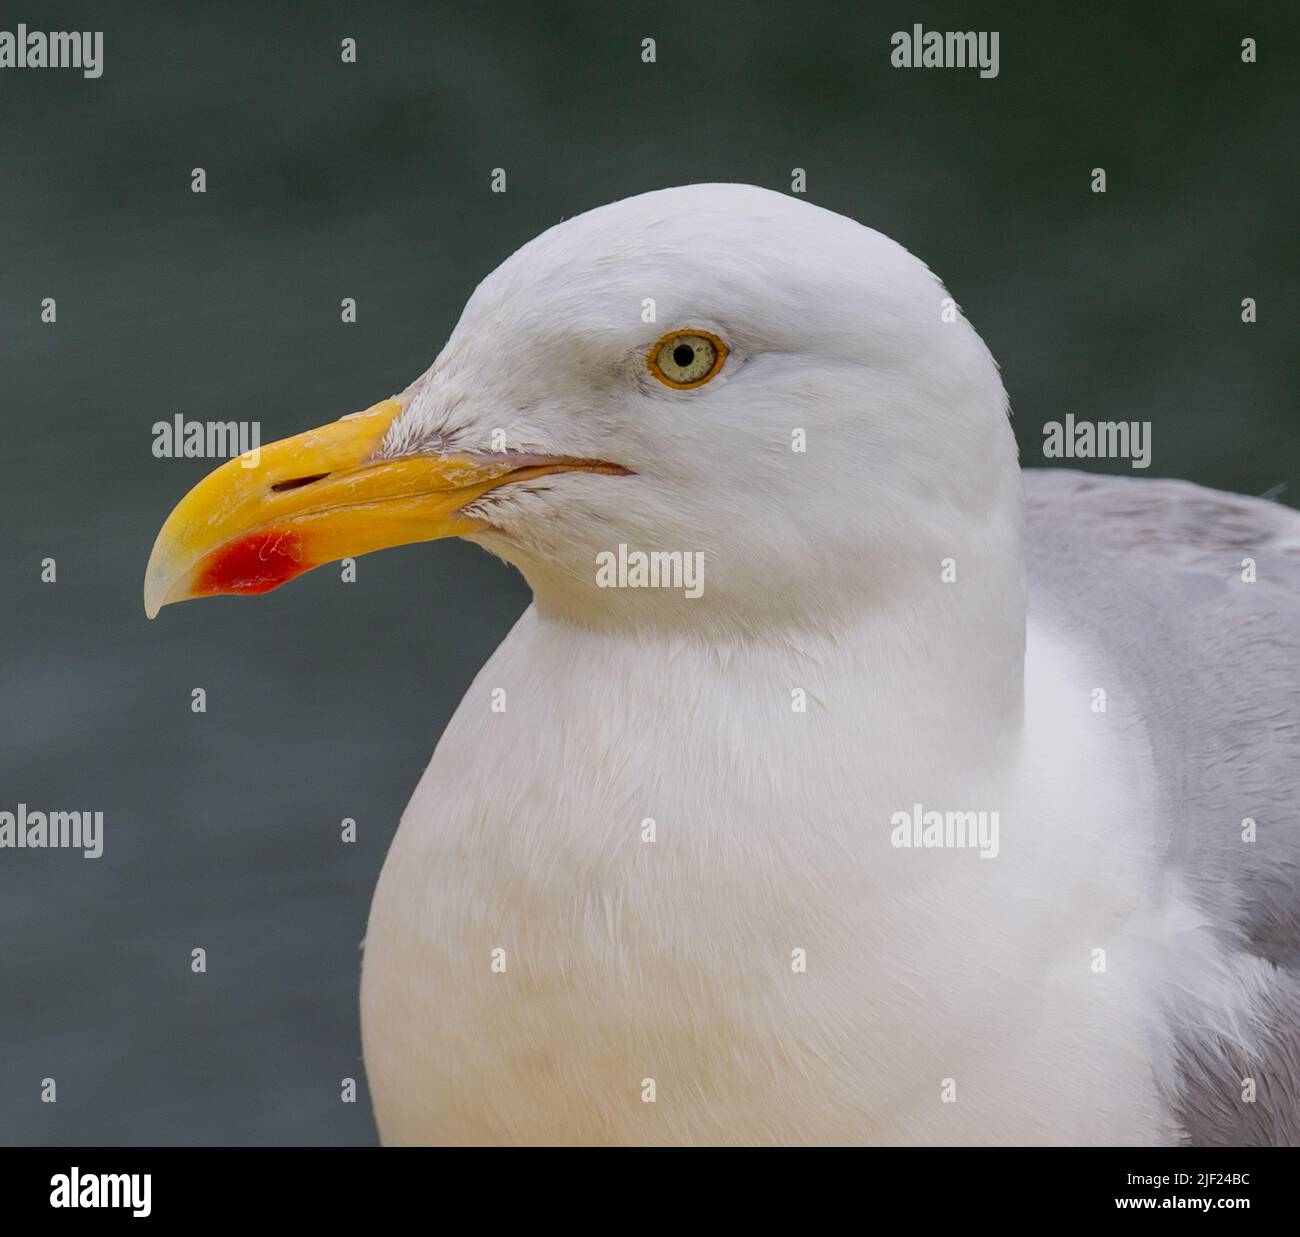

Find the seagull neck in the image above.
[
  {"left": 850, "top": 581, "right": 1028, "bottom": 765},
  {"left": 529, "top": 558, "right": 1027, "bottom": 766}
]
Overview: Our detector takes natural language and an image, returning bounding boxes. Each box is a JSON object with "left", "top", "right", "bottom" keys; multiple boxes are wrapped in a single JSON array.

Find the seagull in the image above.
[{"left": 144, "top": 183, "right": 1300, "bottom": 1146}]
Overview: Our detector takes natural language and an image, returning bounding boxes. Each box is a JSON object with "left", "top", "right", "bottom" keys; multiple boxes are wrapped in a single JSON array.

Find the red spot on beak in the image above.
[{"left": 194, "top": 530, "right": 312, "bottom": 596}]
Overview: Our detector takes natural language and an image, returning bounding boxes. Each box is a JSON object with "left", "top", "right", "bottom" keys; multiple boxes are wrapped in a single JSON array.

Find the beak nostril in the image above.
[{"left": 271, "top": 472, "right": 331, "bottom": 493}]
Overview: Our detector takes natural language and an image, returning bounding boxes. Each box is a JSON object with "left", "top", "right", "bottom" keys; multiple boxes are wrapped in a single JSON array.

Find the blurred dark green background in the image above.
[{"left": 1, "top": 1, "right": 1294, "bottom": 1144}]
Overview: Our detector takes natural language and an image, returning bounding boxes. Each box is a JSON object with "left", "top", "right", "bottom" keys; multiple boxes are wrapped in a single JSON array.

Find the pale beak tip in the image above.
[
  {"left": 143, "top": 582, "right": 163, "bottom": 621},
  {"left": 143, "top": 547, "right": 175, "bottom": 620}
]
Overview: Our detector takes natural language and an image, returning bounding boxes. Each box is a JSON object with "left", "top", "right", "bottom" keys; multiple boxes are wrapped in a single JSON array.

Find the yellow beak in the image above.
[{"left": 143, "top": 397, "right": 626, "bottom": 618}]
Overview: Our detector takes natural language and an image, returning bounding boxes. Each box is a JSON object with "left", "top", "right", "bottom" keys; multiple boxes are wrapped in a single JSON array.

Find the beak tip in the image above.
[{"left": 143, "top": 553, "right": 172, "bottom": 620}]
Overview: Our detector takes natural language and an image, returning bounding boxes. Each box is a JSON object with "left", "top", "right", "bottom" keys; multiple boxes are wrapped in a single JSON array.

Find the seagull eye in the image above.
[{"left": 648, "top": 330, "right": 728, "bottom": 389}]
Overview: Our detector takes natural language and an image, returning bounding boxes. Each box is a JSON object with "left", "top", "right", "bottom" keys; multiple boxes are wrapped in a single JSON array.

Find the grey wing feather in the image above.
[{"left": 1022, "top": 468, "right": 1300, "bottom": 1145}]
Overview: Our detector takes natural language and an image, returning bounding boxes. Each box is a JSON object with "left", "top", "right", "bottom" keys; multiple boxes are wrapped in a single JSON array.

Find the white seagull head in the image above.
[{"left": 146, "top": 183, "right": 1020, "bottom": 638}]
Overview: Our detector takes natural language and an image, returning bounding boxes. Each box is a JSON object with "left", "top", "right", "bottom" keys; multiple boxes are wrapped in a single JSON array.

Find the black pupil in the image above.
[{"left": 672, "top": 343, "right": 696, "bottom": 369}]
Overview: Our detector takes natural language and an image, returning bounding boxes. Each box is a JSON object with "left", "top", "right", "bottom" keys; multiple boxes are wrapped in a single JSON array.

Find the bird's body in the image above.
[
  {"left": 359, "top": 470, "right": 1300, "bottom": 1145},
  {"left": 360, "top": 585, "right": 1164, "bottom": 1144},
  {"left": 146, "top": 183, "right": 1300, "bottom": 1145}
]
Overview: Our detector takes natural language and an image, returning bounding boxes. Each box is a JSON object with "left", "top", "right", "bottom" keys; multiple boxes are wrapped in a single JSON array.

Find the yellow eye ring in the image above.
[{"left": 647, "top": 329, "right": 729, "bottom": 389}]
